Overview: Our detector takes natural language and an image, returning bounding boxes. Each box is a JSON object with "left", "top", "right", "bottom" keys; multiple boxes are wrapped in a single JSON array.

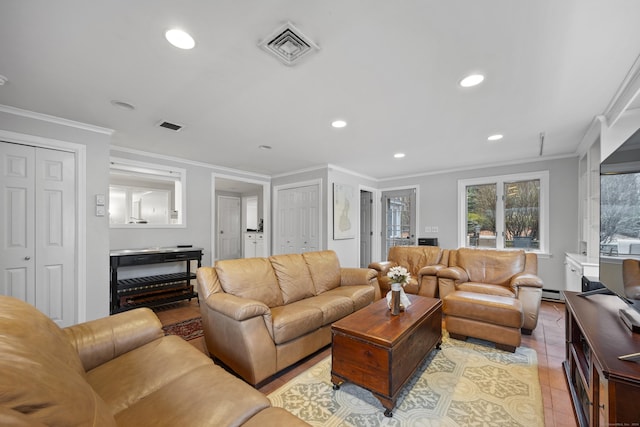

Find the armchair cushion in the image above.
[
  {"left": 369, "top": 246, "right": 447, "bottom": 297},
  {"left": 456, "top": 248, "right": 525, "bottom": 286}
]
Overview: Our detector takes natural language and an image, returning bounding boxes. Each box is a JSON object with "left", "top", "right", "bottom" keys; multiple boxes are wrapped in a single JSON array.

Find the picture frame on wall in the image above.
[{"left": 333, "top": 183, "right": 356, "bottom": 239}]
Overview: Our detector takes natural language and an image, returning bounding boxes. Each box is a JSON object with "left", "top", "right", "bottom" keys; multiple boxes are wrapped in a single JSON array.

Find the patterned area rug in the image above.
[
  {"left": 268, "top": 332, "right": 543, "bottom": 426},
  {"left": 162, "top": 317, "right": 203, "bottom": 341}
]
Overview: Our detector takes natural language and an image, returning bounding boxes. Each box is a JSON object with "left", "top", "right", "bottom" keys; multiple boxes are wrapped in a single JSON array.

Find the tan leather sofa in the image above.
[
  {"left": 0, "top": 295, "right": 309, "bottom": 427},
  {"left": 197, "top": 250, "right": 378, "bottom": 386},
  {"left": 369, "top": 245, "right": 449, "bottom": 297},
  {"left": 437, "top": 248, "right": 544, "bottom": 334}
]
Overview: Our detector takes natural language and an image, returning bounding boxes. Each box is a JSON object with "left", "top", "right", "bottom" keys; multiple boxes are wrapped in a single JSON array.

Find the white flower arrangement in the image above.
[{"left": 387, "top": 266, "right": 411, "bottom": 286}]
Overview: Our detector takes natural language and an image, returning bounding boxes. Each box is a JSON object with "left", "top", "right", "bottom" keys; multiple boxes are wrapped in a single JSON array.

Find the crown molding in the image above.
[
  {"left": 110, "top": 145, "right": 271, "bottom": 181},
  {"left": 575, "top": 115, "right": 605, "bottom": 157},
  {"left": 603, "top": 53, "right": 640, "bottom": 128},
  {"left": 377, "top": 153, "right": 577, "bottom": 182},
  {"left": 327, "top": 163, "right": 378, "bottom": 182},
  {"left": 0, "top": 104, "right": 114, "bottom": 135}
]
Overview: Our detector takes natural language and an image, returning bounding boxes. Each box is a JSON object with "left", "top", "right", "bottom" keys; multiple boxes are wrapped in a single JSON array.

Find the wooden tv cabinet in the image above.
[{"left": 563, "top": 291, "right": 640, "bottom": 426}]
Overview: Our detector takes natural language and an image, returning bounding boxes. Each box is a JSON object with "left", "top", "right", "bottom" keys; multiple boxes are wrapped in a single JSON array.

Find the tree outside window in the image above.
[
  {"left": 600, "top": 173, "right": 640, "bottom": 255},
  {"left": 504, "top": 180, "right": 540, "bottom": 249},
  {"left": 461, "top": 172, "right": 547, "bottom": 252},
  {"left": 466, "top": 184, "right": 496, "bottom": 248}
]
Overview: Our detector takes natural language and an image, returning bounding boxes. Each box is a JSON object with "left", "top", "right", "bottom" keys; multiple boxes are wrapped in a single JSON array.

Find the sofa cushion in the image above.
[
  {"left": 269, "top": 303, "right": 323, "bottom": 344},
  {"left": 457, "top": 248, "right": 525, "bottom": 286},
  {"left": 87, "top": 335, "right": 213, "bottom": 415},
  {"left": 216, "top": 257, "right": 284, "bottom": 307},
  {"left": 0, "top": 296, "right": 116, "bottom": 426},
  {"left": 303, "top": 250, "right": 341, "bottom": 294},
  {"left": 322, "top": 285, "right": 376, "bottom": 311},
  {"left": 114, "top": 365, "right": 271, "bottom": 427},
  {"left": 458, "top": 282, "right": 516, "bottom": 297},
  {"left": 298, "top": 294, "right": 354, "bottom": 325},
  {"left": 269, "top": 253, "right": 316, "bottom": 304}
]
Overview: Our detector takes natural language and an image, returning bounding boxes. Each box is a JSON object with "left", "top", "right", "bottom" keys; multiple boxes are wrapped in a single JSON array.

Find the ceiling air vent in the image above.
[
  {"left": 158, "top": 121, "right": 183, "bottom": 132},
  {"left": 258, "top": 22, "right": 319, "bottom": 66}
]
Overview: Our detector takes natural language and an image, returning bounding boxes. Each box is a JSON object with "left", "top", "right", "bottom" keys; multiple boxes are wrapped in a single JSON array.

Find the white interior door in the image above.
[
  {"left": 0, "top": 143, "right": 35, "bottom": 303},
  {"left": 0, "top": 142, "right": 76, "bottom": 326},
  {"left": 360, "top": 190, "right": 373, "bottom": 268},
  {"left": 217, "top": 195, "right": 241, "bottom": 260},
  {"left": 275, "top": 184, "right": 320, "bottom": 255}
]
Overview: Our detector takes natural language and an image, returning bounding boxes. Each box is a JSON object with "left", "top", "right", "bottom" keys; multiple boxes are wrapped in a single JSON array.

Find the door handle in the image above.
[
  {"left": 24, "top": 256, "right": 31, "bottom": 260},
  {"left": 220, "top": 230, "right": 224, "bottom": 234}
]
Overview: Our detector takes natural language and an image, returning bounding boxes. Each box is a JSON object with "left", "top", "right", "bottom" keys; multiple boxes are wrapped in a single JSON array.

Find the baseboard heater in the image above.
[{"left": 541, "top": 288, "right": 564, "bottom": 301}]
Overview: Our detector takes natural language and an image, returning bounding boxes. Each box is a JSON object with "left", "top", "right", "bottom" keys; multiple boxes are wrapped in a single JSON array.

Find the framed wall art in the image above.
[{"left": 333, "top": 183, "right": 356, "bottom": 239}]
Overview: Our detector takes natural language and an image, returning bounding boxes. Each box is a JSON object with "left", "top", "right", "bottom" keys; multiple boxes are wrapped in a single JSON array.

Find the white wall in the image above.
[
  {"left": 0, "top": 106, "right": 112, "bottom": 321},
  {"left": 109, "top": 148, "right": 271, "bottom": 267},
  {"left": 379, "top": 156, "right": 580, "bottom": 293},
  {"left": 327, "top": 167, "right": 378, "bottom": 267}
]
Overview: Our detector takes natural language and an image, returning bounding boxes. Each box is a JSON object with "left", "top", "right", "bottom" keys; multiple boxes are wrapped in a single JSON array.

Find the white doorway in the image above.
[
  {"left": 0, "top": 141, "right": 76, "bottom": 326},
  {"left": 381, "top": 188, "right": 417, "bottom": 257},
  {"left": 360, "top": 190, "right": 373, "bottom": 268},
  {"left": 217, "top": 195, "right": 241, "bottom": 260},
  {"left": 211, "top": 174, "right": 270, "bottom": 261}
]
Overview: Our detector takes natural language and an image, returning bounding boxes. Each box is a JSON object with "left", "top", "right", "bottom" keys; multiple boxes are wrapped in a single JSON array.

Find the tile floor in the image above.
[{"left": 154, "top": 298, "right": 576, "bottom": 427}]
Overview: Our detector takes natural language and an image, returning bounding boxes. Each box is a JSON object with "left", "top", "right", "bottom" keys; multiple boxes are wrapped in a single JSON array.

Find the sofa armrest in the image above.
[
  {"left": 204, "top": 292, "right": 271, "bottom": 321},
  {"left": 64, "top": 307, "right": 164, "bottom": 372},
  {"left": 367, "top": 261, "right": 396, "bottom": 275},
  {"left": 510, "top": 273, "right": 544, "bottom": 291},
  {"left": 437, "top": 266, "right": 468, "bottom": 282},
  {"left": 340, "top": 267, "right": 378, "bottom": 286},
  {"left": 418, "top": 264, "right": 445, "bottom": 278}
]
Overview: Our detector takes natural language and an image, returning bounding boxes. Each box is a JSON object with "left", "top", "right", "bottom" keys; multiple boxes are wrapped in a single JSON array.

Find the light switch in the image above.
[
  {"left": 96, "top": 194, "right": 105, "bottom": 206},
  {"left": 432, "top": 226, "right": 439, "bottom": 233},
  {"left": 96, "top": 205, "right": 105, "bottom": 216}
]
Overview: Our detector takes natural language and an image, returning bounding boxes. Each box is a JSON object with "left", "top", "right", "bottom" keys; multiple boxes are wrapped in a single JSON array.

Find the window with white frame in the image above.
[{"left": 458, "top": 171, "right": 549, "bottom": 253}]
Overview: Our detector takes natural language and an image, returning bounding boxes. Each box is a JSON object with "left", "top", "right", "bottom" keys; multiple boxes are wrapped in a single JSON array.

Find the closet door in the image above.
[
  {"left": 275, "top": 184, "right": 320, "bottom": 255},
  {"left": 0, "top": 143, "right": 35, "bottom": 302},
  {"left": 0, "top": 142, "right": 76, "bottom": 326}
]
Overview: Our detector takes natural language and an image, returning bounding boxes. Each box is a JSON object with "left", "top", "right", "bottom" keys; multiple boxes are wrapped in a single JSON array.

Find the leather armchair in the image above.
[
  {"left": 438, "top": 248, "right": 543, "bottom": 333},
  {"left": 369, "top": 246, "right": 448, "bottom": 297},
  {"left": 623, "top": 258, "right": 640, "bottom": 299}
]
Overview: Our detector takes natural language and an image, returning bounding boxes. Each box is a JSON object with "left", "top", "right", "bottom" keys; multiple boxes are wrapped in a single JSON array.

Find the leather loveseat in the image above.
[
  {"left": 437, "top": 248, "right": 544, "bottom": 334},
  {"left": 369, "top": 245, "right": 449, "bottom": 297},
  {"left": 197, "top": 250, "right": 378, "bottom": 386},
  {"left": 0, "top": 295, "right": 309, "bottom": 427}
]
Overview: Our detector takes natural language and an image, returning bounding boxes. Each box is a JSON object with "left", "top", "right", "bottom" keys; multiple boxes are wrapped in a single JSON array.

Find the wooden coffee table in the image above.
[{"left": 331, "top": 294, "right": 442, "bottom": 417}]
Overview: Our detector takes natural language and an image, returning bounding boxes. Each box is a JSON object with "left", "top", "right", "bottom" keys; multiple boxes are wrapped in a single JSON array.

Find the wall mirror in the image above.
[{"left": 109, "top": 158, "right": 186, "bottom": 228}]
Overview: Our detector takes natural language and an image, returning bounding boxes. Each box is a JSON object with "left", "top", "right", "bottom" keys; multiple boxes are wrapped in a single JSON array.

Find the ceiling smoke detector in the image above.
[{"left": 258, "top": 22, "right": 319, "bottom": 66}]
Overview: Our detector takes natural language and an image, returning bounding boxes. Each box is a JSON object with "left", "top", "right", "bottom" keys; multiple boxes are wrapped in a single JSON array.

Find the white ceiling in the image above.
[{"left": 1, "top": 0, "right": 640, "bottom": 180}]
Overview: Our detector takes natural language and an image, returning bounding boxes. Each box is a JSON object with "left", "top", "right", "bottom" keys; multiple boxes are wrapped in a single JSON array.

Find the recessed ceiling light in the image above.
[
  {"left": 259, "top": 145, "right": 272, "bottom": 150},
  {"left": 331, "top": 120, "right": 347, "bottom": 128},
  {"left": 460, "top": 74, "right": 485, "bottom": 88},
  {"left": 165, "top": 29, "right": 195, "bottom": 50},
  {"left": 394, "top": 153, "right": 406, "bottom": 158},
  {"left": 110, "top": 100, "right": 135, "bottom": 111},
  {"left": 487, "top": 134, "right": 504, "bottom": 141}
]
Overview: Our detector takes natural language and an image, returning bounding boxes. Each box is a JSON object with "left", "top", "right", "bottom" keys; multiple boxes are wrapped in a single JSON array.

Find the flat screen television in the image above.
[{"left": 584, "top": 126, "right": 640, "bottom": 335}]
